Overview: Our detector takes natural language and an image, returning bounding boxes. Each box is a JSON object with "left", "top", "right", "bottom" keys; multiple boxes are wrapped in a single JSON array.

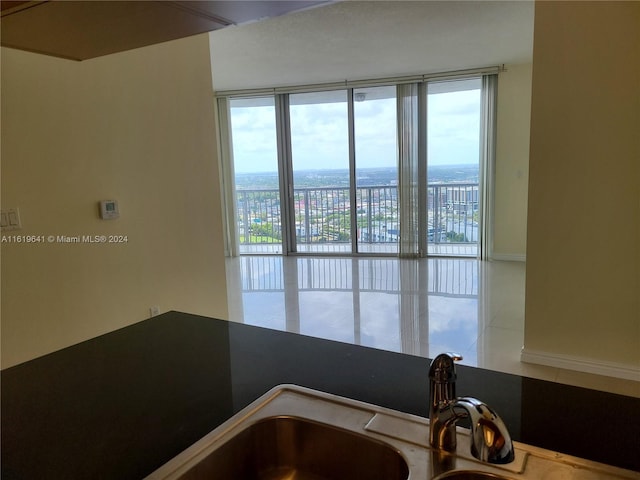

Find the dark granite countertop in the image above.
[{"left": 2, "top": 311, "right": 639, "bottom": 478}]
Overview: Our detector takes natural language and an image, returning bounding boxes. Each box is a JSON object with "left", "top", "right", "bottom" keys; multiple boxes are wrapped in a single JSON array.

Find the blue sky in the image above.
[{"left": 230, "top": 85, "right": 481, "bottom": 173}]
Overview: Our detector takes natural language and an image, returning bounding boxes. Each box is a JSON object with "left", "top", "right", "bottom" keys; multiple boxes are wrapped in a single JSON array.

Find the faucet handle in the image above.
[{"left": 429, "top": 352, "right": 463, "bottom": 382}]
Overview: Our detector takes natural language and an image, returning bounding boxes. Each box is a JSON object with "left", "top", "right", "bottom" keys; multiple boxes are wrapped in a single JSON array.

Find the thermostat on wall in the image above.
[{"left": 99, "top": 200, "right": 119, "bottom": 220}]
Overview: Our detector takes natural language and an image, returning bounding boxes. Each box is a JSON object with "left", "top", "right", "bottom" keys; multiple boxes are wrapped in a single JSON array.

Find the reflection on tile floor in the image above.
[{"left": 226, "top": 256, "right": 639, "bottom": 398}]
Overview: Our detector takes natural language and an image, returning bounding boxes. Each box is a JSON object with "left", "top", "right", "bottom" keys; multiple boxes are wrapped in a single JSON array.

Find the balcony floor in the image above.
[{"left": 225, "top": 255, "right": 639, "bottom": 397}]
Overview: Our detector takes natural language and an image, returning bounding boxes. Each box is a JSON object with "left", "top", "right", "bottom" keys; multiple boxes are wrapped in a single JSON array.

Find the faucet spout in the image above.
[
  {"left": 428, "top": 353, "right": 515, "bottom": 464},
  {"left": 440, "top": 397, "right": 515, "bottom": 464}
]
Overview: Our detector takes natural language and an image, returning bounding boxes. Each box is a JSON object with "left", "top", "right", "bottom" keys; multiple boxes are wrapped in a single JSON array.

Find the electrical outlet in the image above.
[{"left": 149, "top": 306, "right": 160, "bottom": 317}]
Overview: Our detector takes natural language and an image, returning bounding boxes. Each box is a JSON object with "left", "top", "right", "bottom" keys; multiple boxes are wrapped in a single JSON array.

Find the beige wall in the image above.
[
  {"left": 1, "top": 34, "right": 228, "bottom": 368},
  {"left": 494, "top": 63, "right": 532, "bottom": 260},
  {"left": 524, "top": 2, "right": 640, "bottom": 374}
]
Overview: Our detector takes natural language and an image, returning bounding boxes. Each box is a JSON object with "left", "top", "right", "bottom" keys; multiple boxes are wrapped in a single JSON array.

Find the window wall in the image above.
[{"left": 220, "top": 71, "right": 495, "bottom": 258}]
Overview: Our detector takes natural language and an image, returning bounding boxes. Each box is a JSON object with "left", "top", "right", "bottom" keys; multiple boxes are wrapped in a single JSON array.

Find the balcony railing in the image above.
[{"left": 236, "top": 183, "right": 478, "bottom": 251}]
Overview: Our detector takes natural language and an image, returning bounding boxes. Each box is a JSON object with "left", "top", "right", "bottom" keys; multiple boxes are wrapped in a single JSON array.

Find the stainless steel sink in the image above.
[
  {"left": 145, "top": 385, "right": 640, "bottom": 480},
  {"left": 173, "top": 416, "right": 409, "bottom": 480}
]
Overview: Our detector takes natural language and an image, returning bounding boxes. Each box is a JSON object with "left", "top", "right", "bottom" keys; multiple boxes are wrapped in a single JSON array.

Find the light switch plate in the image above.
[{"left": 1, "top": 208, "right": 22, "bottom": 231}]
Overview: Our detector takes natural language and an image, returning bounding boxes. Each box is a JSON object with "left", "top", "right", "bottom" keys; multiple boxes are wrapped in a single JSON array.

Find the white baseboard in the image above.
[
  {"left": 521, "top": 348, "right": 640, "bottom": 381},
  {"left": 492, "top": 253, "right": 526, "bottom": 262}
]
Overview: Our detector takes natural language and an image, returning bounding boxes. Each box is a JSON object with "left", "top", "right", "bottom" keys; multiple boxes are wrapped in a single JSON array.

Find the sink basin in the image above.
[
  {"left": 146, "top": 385, "right": 640, "bottom": 480},
  {"left": 176, "top": 416, "right": 409, "bottom": 480},
  {"left": 433, "top": 472, "right": 513, "bottom": 480}
]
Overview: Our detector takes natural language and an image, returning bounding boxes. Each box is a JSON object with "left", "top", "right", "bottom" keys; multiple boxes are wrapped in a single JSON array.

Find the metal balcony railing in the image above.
[{"left": 236, "top": 183, "right": 478, "bottom": 250}]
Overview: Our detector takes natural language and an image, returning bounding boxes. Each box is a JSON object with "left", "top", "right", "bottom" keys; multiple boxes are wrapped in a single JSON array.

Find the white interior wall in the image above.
[
  {"left": 524, "top": 1, "right": 640, "bottom": 379},
  {"left": 1, "top": 34, "right": 228, "bottom": 368}
]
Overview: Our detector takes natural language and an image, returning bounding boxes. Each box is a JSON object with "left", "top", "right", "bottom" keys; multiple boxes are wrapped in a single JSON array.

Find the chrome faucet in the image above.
[{"left": 428, "top": 353, "right": 515, "bottom": 464}]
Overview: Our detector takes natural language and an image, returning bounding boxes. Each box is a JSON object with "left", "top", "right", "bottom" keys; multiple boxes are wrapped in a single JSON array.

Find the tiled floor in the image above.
[{"left": 225, "top": 256, "right": 639, "bottom": 398}]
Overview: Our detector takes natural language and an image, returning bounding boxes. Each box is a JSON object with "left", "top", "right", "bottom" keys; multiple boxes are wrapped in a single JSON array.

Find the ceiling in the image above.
[
  {"left": 1, "top": 1, "right": 535, "bottom": 90},
  {"left": 0, "top": 0, "right": 332, "bottom": 60},
  {"left": 208, "top": 1, "right": 535, "bottom": 91}
]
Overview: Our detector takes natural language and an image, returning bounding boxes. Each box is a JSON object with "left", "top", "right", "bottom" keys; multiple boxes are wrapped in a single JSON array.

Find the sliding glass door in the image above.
[
  {"left": 354, "top": 86, "right": 398, "bottom": 254},
  {"left": 229, "top": 97, "right": 281, "bottom": 254},
  {"left": 289, "top": 90, "right": 351, "bottom": 253},
  {"left": 427, "top": 79, "right": 482, "bottom": 257}
]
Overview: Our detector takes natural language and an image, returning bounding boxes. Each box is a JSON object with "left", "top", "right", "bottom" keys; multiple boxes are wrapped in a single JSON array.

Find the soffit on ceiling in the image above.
[{"left": 0, "top": 0, "right": 332, "bottom": 61}]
